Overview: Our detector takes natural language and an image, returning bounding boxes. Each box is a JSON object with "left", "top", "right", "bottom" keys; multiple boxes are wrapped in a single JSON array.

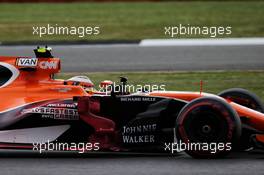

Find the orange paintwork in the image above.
[
  {"left": 1, "top": 56, "right": 264, "bottom": 134},
  {"left": 256, "top": 134, "right": 264, "bottom": 144},
  {"left": 0, "top": 56, "right": 88, "bottom": 112},
  {"left": 230, "top": 102, "right": 264, "bottom": 131}
]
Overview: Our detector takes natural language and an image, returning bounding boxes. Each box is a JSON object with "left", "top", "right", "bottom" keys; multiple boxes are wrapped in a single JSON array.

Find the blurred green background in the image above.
[
  {"left": 1, "top": 1, "right": 263, "bottom": 99},
  {"left": 58, "top": 71, "right": 264, "bottom": 100},
  {"left": 0, "top": 1, "right": 264, "bottom": 43}
]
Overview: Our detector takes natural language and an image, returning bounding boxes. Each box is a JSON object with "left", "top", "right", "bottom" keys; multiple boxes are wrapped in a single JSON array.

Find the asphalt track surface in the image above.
[
  {"left": 0, "top": 150, "right": 264, "bottom": 175},
  {"left": 0, "top": 44, "right": 264, "bottom": 175},
  {"left": 0, "top": 44, "right": 264, "bottom": 72}
]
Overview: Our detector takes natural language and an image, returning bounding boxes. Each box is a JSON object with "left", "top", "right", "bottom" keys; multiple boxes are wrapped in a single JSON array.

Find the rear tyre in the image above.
[
  {"left": 218, "top": 88, "right": 264, "bottom": 150},
  {"left": 176, "top": 97, "right": 241, "bottom": 158}
]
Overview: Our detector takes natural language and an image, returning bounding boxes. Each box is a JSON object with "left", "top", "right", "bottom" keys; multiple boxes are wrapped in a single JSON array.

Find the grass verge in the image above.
[
  {"left": 57, "top": 71, "right": 264, "bottom": 100},
  {"left": 0, "top": 2, "right": 264, "bottom": 42}
]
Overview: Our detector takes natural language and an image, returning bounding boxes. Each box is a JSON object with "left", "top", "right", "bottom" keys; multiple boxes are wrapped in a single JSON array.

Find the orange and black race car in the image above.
[{"left": 0, "top": 47, "right": 263, "bottom": 158}]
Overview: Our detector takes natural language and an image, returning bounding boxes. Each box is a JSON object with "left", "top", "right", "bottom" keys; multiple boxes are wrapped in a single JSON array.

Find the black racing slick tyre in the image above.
[
  {"left": 176, "top": 97, "right": 241, "bottom": 158},
  {"left": 218, "top": 88, "right": 264, "bottom": 113}
]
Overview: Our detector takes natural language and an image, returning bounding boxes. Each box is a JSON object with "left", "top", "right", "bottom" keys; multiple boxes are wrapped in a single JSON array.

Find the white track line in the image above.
[
  {"left": 1, "top": 38, "right": 264, "bottom": 48},
  {"left": 139, "top": 38, "right": 264, "bottom": 47}
]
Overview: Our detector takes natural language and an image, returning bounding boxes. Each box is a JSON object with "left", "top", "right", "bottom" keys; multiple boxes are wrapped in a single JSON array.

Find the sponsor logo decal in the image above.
[
  {"left": 120, "top": 97, "right": 156, "bottom": 102},
  {"left": 22, "top": 103, "right": 79, "bottom": 120},
  {"left": 39, "top": 61, "right": 58, "bottom": 69},
  {"left": 17, "top": 58, "right": 38, "bottom": 67},
  {"left": 122, "top": 124, "right": 157, "bottom": 143},
  {"left": 16, "top": 58, "right": 59, "bottom": 70}
]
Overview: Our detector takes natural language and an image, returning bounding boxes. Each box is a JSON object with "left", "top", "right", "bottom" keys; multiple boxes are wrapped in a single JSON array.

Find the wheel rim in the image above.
[{"left": 183, "top": 105, "right": 230, "bottom": 143}]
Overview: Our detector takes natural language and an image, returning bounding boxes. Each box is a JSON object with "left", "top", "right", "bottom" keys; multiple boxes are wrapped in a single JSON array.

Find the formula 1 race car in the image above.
[{"left": 0, "top": 47, "right": 264, "bottom": 158}]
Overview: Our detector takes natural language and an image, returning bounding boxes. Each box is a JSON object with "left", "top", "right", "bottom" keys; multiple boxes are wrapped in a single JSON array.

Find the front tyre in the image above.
[
  {"left": 218, "top": 88, "right": 264, "bottom": 150},
  {"left": 218, "top": 88, "right": 264, "bottom": 113},
  {"left": 176, "top": 97, "right": 241, "bottom": 158}
]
